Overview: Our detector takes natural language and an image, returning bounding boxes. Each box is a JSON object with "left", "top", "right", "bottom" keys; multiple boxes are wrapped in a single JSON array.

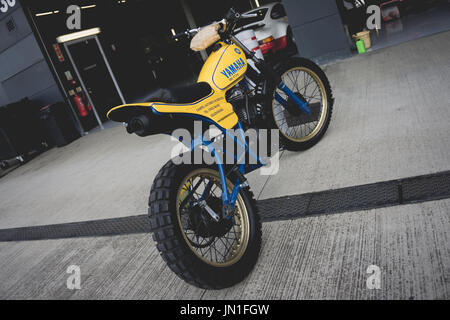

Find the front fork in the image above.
[{"left": 275, "top": 83, "right": 311, "bottom": 115}]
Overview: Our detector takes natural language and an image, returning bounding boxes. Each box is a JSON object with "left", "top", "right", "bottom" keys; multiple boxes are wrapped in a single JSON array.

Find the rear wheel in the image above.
[
  {"left": 267, "top": 57, "right": 334, "bottom": 151},
  {"left": 148, "top": 159, "right": 262, "bottom": 289}
]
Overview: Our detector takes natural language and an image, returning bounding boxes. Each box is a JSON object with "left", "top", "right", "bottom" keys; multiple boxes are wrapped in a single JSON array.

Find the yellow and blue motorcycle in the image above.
[{"left": 107, "top": 8, "right": 333, "bottom": 289}]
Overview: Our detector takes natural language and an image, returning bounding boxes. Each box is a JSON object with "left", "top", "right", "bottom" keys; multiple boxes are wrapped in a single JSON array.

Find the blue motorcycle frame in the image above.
[{"left": 166, "top": 79, "right": 311, "bottom": 216}]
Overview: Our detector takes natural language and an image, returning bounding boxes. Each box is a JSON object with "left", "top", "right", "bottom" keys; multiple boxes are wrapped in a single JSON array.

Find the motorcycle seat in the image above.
[
  {"left": 144, "top": 81, "right": 212, "bottom": 104},
  {"left": 107, "top": 81, "right": 214, "bottom": 123}
]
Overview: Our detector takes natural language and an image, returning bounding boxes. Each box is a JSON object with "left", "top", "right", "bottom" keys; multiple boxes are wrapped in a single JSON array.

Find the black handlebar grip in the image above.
[{"left": 172, "top": 31, "right": 189, "bottom": 40}]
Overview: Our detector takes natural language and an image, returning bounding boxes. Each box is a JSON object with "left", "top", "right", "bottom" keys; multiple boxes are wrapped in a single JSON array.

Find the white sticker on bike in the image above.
[{"left": 170, "top": 121, "right": 279, "bottom": 176}]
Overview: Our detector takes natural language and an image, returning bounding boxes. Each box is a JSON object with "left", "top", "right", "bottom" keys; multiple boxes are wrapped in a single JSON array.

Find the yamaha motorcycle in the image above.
[{"left": 107, "top": 8, "right": 333, "bottom": 289}]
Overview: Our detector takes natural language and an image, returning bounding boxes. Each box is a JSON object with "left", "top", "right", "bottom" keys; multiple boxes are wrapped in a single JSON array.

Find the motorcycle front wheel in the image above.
[
  {"left": 267, "top": 57, "right": 334, "bottom": 151},
  {"left": 148, "top": 159, "right": 262, "bottom": 289}
]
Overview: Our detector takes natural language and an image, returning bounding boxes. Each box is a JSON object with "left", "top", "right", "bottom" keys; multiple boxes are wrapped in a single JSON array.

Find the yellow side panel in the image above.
[
  {"left": 107, "top": 97, "right": 238, "bottom": 130},
  {"left": 151, "top": 89, "right": 238, "bottom": 130}
]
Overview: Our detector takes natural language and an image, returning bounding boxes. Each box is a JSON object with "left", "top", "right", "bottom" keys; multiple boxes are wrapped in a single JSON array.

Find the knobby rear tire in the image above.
[{"left": 148, "top": 159, "right": 262, "bottom": 289}]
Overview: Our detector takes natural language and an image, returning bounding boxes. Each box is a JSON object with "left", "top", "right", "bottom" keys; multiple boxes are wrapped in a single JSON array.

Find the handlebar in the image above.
[
  {"left": 172, "top": 27, "right": 200, "bottom": 40},
  {"left": 240, "top": 13, "right": 259, "bottom": 19},
  {"left": 172, "top": 8, "right": 259, "bottom": 41},
  {"left": 225, "top": 8, "right": 259, "bottom": 23},
  {"left": 172, "top": 31, "right": 188, "bottom": 40}
]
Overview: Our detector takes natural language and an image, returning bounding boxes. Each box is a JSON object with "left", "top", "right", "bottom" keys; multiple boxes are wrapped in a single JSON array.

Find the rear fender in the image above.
[
  {"left": 107, "top": 103, "right": 215, "bottom": 137},
  {"left": 107, "top": 103, "right": 153, "bottom": 123}
]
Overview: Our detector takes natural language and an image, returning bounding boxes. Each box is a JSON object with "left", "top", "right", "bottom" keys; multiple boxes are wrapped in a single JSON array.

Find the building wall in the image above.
[
  {"left": 282, "top": 0, "right": 350, "bottom": 61},
  {"left": 0, "top": 1, "right": 62, "bottom": 107}
]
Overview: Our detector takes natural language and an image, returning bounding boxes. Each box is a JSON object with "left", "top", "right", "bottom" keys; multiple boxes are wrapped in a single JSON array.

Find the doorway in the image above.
[
  {"left": 57, "top": 28, "right": 126, "bottom": 130},
  {"left": 67, "top": 38, "right": 122, "bottom": 122}
]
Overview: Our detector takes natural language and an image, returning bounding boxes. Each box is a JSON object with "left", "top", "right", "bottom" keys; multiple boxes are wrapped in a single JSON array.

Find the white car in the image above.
[{"left": 235, "top": 2, "right": 295, "bottom": 56}]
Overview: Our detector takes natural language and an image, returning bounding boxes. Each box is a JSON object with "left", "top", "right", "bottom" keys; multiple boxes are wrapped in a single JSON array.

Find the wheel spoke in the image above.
[
  {"left": 273, "top": 67, "right": 325, "bottom": 141},
  {"left": 176, "top": 170, "right": 248, "bottom": 266}
]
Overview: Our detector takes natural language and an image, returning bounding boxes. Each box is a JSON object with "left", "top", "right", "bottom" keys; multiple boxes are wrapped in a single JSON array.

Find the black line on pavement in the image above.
[
  {"left": 259, "top": 170, "right": 450, "bottom": 222},
  {"left": 0, "top": 170, "right": 449, "bottom": 242},
  {"left": 398, "top": 184, "right": 404, "bottom": 205},
  {"left": 0, "top": 215, "right": 150, "bottom": 242}
]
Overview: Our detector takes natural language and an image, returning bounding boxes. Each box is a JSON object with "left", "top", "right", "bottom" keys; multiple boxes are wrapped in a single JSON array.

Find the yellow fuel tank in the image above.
[{"left": 198, "top": 43, "right": 248, "bottom": 91}]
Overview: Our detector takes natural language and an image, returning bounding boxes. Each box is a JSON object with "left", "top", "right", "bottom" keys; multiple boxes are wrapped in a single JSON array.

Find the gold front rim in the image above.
[
  {"left": 272, "top": 67, "right": 328, "bottom": 143},
  {"left": 176, "top": 169, "right": 250, "bottom": 267}
]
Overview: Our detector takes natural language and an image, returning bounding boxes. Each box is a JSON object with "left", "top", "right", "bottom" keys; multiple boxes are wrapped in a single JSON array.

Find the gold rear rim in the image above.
[
  {"left": 176, "top": 168, "right": 250, "bottom": 267},
  {"left": 272, "top": 67, "right": 328, "bottom": 143}
]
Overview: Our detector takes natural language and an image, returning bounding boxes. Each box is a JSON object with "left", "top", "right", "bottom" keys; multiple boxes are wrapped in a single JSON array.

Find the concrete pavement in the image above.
[
  {"left": 0, "top": 31, "right": 449, "bottom": 299},
  {"left": 0, "top": 199, "right": 448, "bottom": 299}
]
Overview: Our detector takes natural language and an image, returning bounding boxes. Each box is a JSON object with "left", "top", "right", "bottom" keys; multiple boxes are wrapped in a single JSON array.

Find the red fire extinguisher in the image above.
[
  {"left": 80, "top": 90, "right": 93, "bottom": 111},
  {"left": 73, "top": 93, "right": 89, "bottom": 117}
]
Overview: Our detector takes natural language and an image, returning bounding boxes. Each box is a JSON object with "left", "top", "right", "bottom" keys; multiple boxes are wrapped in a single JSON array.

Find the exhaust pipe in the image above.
[{"left": 126, "top": 114, "right": 152, "bottom": 137}]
